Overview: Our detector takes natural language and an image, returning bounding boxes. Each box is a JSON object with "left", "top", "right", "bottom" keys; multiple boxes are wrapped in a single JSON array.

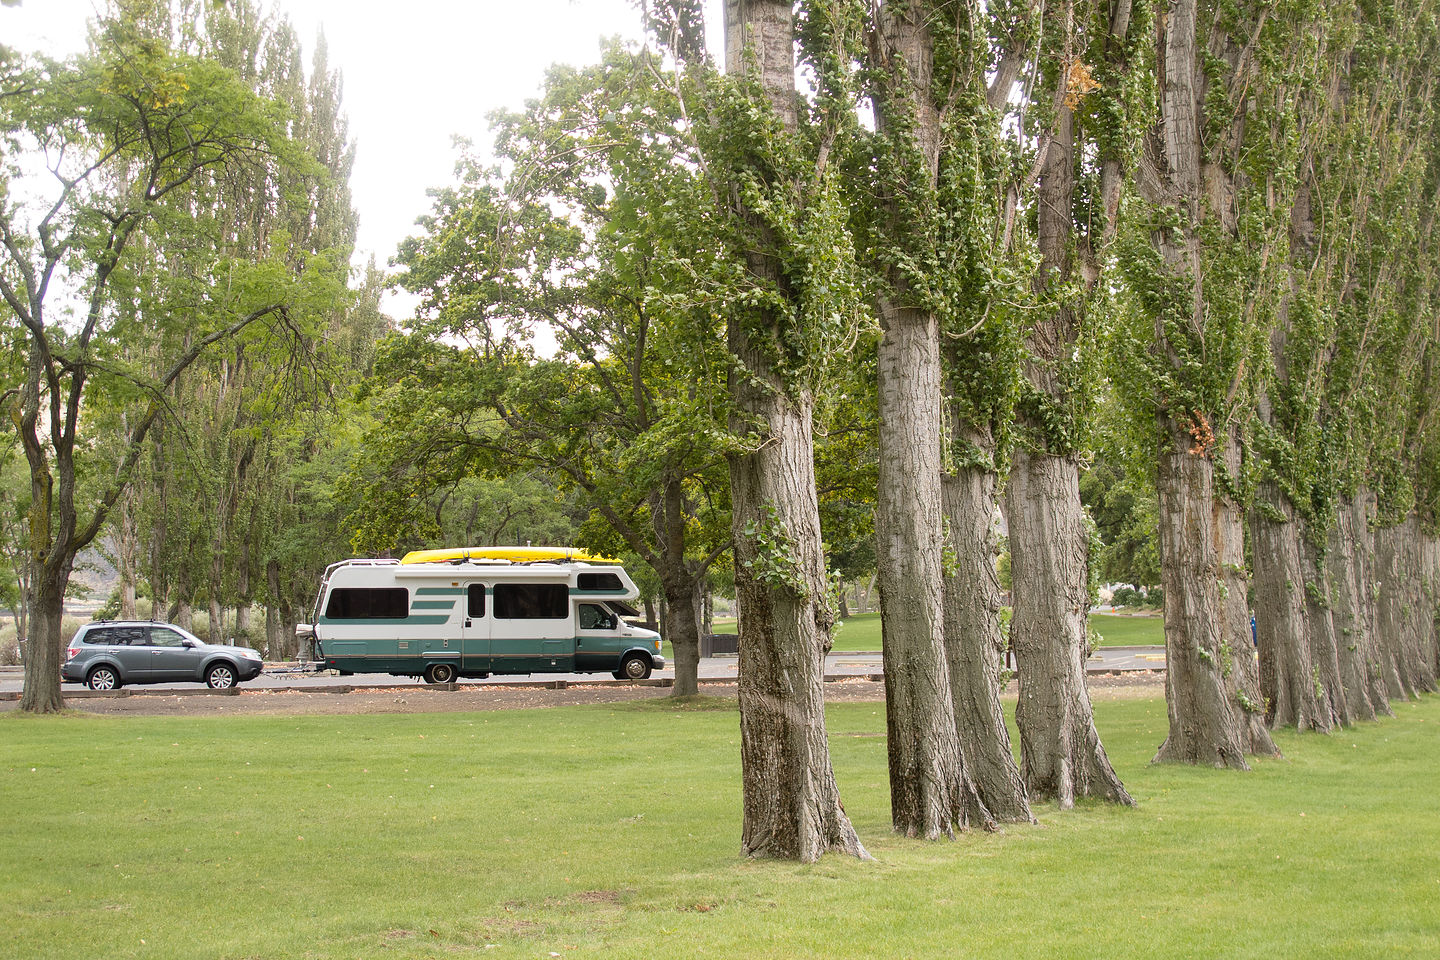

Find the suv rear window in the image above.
[{"left": 84, "top": 626, "right": 146, "bottom": 644}]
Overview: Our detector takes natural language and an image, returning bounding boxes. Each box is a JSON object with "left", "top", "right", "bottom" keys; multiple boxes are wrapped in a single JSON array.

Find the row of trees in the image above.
[
  {"left": 203, "top": 0, "right": 1435, "bottom": 857},
  {"left": 5, "top": 0, "right": 1439, "bottom": 864},
  {"left": 373, "top": 0, "right": 1438, "bottom": 858}
]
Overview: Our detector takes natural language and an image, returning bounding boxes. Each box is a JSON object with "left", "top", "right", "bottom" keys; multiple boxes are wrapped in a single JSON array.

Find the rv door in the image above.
[{"left": 462, "top": 582, "right": 491, "bottom": 674}]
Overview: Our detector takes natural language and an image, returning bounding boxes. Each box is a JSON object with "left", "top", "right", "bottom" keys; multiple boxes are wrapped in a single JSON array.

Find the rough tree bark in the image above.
[
  {"left": 871, "top": 0, "right": 988, "bottom": 838},
  {"left": 1374, "top": 523, "right": 1423, "bottom": 699},
  {"left": 942, "top": 442, "right": 1033, "bottom": 822},
  {"left": 1155, "top": 428, "right": 1277, "bottom": 764},
  {"left": 1378, "top": 518, "right": 1440, "bottom": 696},
  {"left": 1214, "top": 432, "right": 1279, "bottom": 754},
  {"left": 724, "top": 0, "right": 867, "bottom": 861},
  {"left": 1300, "top": 519, "right": 1351, "bottom": 727},
  {"left": 1252, "top": 482, "right": 1329, "bottom": 731},
  {"left": 1009, "top": 448, "right": 1133, "bottom": 804},
  {"left": 1326, "top": 492, "right": 1388, "bottom": 720},
  {"left": 116, "top": 484, "right": 140, "bottom": 620}
]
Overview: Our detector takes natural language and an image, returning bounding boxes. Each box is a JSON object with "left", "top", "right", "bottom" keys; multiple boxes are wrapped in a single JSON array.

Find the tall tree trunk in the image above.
[
  {"left": 869, "top": 2, "right": 983, "bottom": 837},
  {"left": 266, "top": 558, "right": 283, "bottom": 658},
  {"left": 724, "top": 0, "right": 866, "bottom": 862},
  {"left": 662, "top": 572, "right": 703, "bottom": 698},
  {"left": 19, "top": 567, "right": 69, "bottom": 714},
  {"left": 1426, "top": 533, "right": 1440, "bottom": 682},
  {"left": 942, "top": 457, "right": 1033, "bottom": 823},
  {"left": 1325, "top": 495, "right": 1385, "bottom": 721},
  {"left": 1214, "top": 433, "right": 1278, "bottom": 755},
  {"left": 1402, "top": 518, "right": 1438, "bottom": 693},
  {"left": 1155, "top": 426, "right": 1276, "bottom": 764},
  {"left": 116, "top": 485, "right": 139, "bottom": 620},
  {"left": 1355, "top": 491, "right": 1405, "bottom": 700},
  {"left": 1374, "top": 524, "right": 1420, "bottom": 699},
  {"left": 656, "top": 475, "right": 703, "bottom": 697},
  {"left": 1252, "top": 482, "right": 1329, "bottom": 730},
  {"left": 1008, "top": 84, "right": 1130, "bottom": 806},
  {"left": 1300, "top": 519, "right": 1350, "bottom": 727},
  {"left": 1009, "top": 448, "right": 1133, "bottom": 804},
  {"left": 209, "top": 594, "right": 225, "bottom": 643},
  {"left": 729, "top": 387, "right": 867, "bottom": 860},
  {"left": 877, "top": 303, "right": 982, "bottom": 836}
]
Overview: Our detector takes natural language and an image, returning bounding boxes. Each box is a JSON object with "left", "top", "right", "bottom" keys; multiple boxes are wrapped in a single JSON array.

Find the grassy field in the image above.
[
  {"left": 714, "top": 610, "right": 1164, "bottom": 651},
  {"left": 3, "top": 693, "right": 1437, "bottom": 958}
]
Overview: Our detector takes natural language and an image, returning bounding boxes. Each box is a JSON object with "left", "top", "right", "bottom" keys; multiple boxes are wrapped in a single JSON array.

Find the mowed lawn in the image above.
[
  {"left": 714, "top": 610, "right": 1164, "bottom": 651},
  {"left": 3, "top": 693, "right": 1437, "bottom": 959}
]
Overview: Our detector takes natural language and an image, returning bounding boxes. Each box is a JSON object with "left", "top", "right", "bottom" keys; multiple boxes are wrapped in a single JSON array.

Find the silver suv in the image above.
[{"left": 62, "top": 621, "right": 264, "bottom": 690}]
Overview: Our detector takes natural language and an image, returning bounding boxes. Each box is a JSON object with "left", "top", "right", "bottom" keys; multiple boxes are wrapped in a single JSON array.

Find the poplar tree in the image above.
[
  {"left": 1120, "top": 0, "right": 1285, "bottom": 763},
  {"left": 859, "top": 0, "right": 991, "bottom": 838},
  {"left": 647, "top": 0, "right": 870, "bottom": 860},
  {"left": 1002, "top": 0, "right": 1147, "bottom": 804}
]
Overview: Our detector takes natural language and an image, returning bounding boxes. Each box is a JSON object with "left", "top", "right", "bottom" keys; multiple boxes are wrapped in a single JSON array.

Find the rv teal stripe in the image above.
[
  {"left": 318, "top": 615, "right": 452, "bottom": 625},
  {"left": 570, "top": 589, "right": 626, "bottom": 595},
  {"left": 410, "top": 600, "right": 457, "bottom": 610},
  {"left": 415, "top": 587, "right": 467, "bottom": 596}
]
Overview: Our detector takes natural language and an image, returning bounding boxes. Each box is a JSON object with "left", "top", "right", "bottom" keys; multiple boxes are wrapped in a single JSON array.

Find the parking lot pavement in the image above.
[{"left": 0, "top": 645, "right": 1165, "bottom": 696}]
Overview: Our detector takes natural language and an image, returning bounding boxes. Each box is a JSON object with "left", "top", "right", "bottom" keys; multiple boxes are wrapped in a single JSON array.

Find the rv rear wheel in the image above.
[
  {"left": 617, "top": 654, "right": 651, "bottom": 681},
  {"left": 424, "top": 663, "right": 457, "bottom": 685}
]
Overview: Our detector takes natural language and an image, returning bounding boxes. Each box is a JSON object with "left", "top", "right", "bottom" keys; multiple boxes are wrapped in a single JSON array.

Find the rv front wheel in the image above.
[
  {"left": 618, "top": 654, "right": 651, "bottom": 681},
  {"left": 425, "top": 663, "right": 456, "bottom": 684}
]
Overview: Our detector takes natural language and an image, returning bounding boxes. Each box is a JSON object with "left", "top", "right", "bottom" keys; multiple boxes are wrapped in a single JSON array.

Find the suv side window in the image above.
[
  {"left": 148, "top": 627, "right": 188, "bottom": 647},
  {"left": 84, "top": 627, "right": 114, "bottom": 644}
]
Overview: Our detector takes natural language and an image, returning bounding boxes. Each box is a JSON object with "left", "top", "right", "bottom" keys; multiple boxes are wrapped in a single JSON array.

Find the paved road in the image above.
[{"left": 0, "top": 646, "right": 1164, "bottom": 695}]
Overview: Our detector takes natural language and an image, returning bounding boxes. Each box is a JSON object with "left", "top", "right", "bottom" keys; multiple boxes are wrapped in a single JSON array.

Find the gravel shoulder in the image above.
[{"left": 5, "top": 672, "right": 1164, "bottom": 717}]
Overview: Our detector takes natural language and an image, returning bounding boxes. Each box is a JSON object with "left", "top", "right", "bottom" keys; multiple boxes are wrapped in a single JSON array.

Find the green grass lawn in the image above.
[
  {"left": 714, "top": 610, "right": 1164, "bottom": 651},
  {"left": 4, "top": 693, "right": 1438, "bottom": 958},
  {"left": 1089, "top": 611, "right": 1165, "bottom": 647}
]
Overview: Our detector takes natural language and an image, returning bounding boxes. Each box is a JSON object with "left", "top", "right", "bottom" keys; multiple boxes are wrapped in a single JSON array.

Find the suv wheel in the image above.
[
  {"left": 205, "top": 663, "right": 236, "bottom": 689},
  {"left": 87, "top": 666, "right": 120, "bottom": 691}
]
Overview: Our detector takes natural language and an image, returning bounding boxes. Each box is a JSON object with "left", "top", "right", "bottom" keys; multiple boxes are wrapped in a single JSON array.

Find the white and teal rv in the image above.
[{"left": 306, "top": 549, "right": 665, "bottom": 683}]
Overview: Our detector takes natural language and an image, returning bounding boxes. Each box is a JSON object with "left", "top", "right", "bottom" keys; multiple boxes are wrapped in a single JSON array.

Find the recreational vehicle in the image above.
[{"left": 305, "top": 548, "right": 665, "bottom": 683}]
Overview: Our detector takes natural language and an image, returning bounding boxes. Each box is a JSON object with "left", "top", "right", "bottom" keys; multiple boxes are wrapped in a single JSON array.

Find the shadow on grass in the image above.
[{"left": 624, "top": 694, "right": 740, "bottom": 712}]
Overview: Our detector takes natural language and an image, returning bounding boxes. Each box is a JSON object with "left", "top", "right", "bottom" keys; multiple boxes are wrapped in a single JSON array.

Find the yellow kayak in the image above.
[{"left": 398, "top": 546, "right": 619, "bottom": 565}]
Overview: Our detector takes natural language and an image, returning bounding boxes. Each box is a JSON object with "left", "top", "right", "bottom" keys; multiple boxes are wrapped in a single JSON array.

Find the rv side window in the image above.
[
  {"left": 492, "top": 583, "right": 568, "bottom": 619},
  {"left": 467, "top": 584, "right": 486, "bottom": 617},
  {"left": 325, "top": 587, "right": 409, "bottom": 619},
  {"left": 577, "top": 572, "right": 624, "bottom": 591}
]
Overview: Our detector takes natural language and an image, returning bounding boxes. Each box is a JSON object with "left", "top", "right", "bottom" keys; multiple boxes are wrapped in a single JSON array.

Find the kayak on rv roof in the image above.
[{"left": 398, "top": 545, "right": 621, "bottom": 565}]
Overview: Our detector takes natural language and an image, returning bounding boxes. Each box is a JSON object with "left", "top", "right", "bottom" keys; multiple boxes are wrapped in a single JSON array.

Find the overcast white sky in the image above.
[{"left": 5, "top": 0, "right": 720, "bottom": 318}]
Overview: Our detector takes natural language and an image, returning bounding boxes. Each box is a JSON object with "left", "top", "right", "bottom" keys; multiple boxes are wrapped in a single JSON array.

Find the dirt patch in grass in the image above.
[{"left": 8, "top": 672, "right": 1162, "bottom": 717}]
